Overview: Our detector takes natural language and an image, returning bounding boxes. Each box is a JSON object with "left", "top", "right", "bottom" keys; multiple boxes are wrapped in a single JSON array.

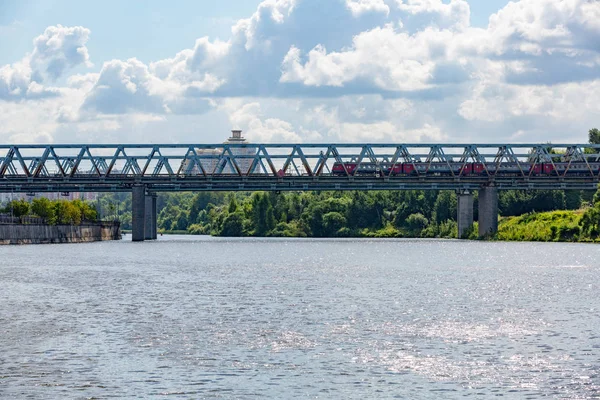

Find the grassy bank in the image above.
[{"left": 497, "top": 210, "right": 595, "bottom": 242}]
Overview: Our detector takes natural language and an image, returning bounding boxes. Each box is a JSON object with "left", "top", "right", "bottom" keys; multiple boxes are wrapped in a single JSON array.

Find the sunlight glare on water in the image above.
[{"left": 0, "top": 236, "right": 599, "bottom": 398}]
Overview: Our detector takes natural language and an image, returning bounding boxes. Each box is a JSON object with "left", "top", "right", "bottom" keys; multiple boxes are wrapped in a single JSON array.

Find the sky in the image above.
[{"left": 0, "top": 0, "right": 598, "bottom": 145}]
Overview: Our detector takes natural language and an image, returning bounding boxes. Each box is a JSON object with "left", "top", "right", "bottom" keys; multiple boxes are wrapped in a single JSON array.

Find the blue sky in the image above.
[
  {"left": 0, "top": 0, "right": 598, "bottom": 145},
  {"left": 0, "top": 0, "right": 511, "bottom": 65},
  {"left": 0, "top": 1, "right": 258, "bottom": 65}
]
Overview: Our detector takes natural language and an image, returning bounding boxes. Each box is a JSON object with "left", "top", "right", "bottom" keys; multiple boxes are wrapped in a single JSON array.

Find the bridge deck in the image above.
[
  {"left": 0, "top": 143, "right": 599, "bottom": 192},
  {"left": 0, "top": 176, "right": 597, "bottom": 192}
]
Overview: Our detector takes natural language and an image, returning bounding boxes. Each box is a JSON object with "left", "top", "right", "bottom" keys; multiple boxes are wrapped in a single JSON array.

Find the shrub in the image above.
[
  {"left": 4, "top": 199, "right": 30, "bottom": 221},
  {"left": 219, "top": 213, "right": 244, "bottom": 237},
  {"left": 405, "top": 213, "right": 429, "bottom": 235},
  {"left": 31, "top": 198, "right": 54, "bottom": 222},
  {"left": 373, "top": 224, "right": 403, "bottom": 238},
  {"left": 322, "top": 212, "right": 346, "bottom": 236},
  {"left": 187, "top": 223, "right": 209, "bottom": 235},
  {"left": 54, "top": 200, "right": 81, "bottom": 225},
  {"left": 498, "top": 210, "right": 582, "bottom": 242}
]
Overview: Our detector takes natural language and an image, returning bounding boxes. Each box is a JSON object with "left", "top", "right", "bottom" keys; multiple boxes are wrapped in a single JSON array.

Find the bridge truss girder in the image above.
[{"left": 0, "top": 143, "right": 599, "bottom": 192}]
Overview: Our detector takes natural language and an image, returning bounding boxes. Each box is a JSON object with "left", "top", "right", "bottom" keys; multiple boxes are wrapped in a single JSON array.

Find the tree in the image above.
[
  {"left": 432, "top": 191, "right": 457, "bottom": 224},
  {"left": 252, "top": 193, "right": 275, "bottom": 236},
  {"left": 500, "top": 190, "right": 565, "bottom": 216},
  {"left": 188, "top": 192, "right": 219, "bottom": 224},
  {"left": 588, "top": 129, "right": 600, "bottom": 203},
  {"left": 175, "top": 212, "right": 188, "bottom": 231},
  {"left": 72, "top": 200, "right": 98, "bottom": 222},
  {"left": 303, "top": 202, "right": 325, "bottom": 237},
  {"left": 405, "top": 213, "right": 429, "bottom": 235},
  {"left": 228, "top": 196, "right": 238, "bottom": 214},
  {"left": 220, "top": 213, "right": 244, "bottom": 237},
  {"left": 580, "top": 201, "right": 600, "bottom": 239},
  {"left": 393, "top": 203, "right": 410, "bottom": 229},
  {"left": 346, "top": 191, "right": 381, "bottom": 230},
  {"left": 54, "top": 200, "right": 81, "bottom": 225},
  {"left": 322, "top": 212, "right": 346, "bottom": 236},
  {"left": 564, "top": 190, "right": 582, "bottom": 210},
  {"left": 287, "top": 193, "right": 303, "bottom": 221},
  {"left": 31, "top": 198, "right": 55, "bottom": 223},
  {"left": 589, "top": 128, "right": 600, "bottom": 145},
  {"left": 5, "top": 199, "right": 30, "bottom": 221},
  {"left": 393, "top": 190, "right": 436, "bottom": 228}
]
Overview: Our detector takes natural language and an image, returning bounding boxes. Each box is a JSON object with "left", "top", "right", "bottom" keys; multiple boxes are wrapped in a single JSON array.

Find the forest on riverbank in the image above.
[{"left": 97, "top": 187, "right": 600, "bottom": 242}]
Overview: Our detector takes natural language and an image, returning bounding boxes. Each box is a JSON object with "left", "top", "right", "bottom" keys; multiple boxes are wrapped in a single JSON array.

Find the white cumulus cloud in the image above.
[
  {"left": 346, "top": 0, "right": 390, "bottom": 17},
  {"left": 0, "top": 24, "right": 92, "bottom": 101},
  {"left": 395, "top": 0, "right": 471, "bottom": 30},
  {"left": 31, "top": 24, "right": 92, "bottom": 80},
  {"left": 2, "top": 0, "right": 600, "bottom": 145},
  {"left": 280, "top": 24, "right": 461, "bottom": 91}
]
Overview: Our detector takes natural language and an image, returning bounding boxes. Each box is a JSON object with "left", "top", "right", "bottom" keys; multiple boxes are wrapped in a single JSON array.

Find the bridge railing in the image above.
[{"left": 1, "top": 143, "right": 600, "bottom": 179}]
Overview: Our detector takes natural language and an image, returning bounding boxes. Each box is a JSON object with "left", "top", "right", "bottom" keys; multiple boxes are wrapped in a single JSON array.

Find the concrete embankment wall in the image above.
[{"left": 0, "top": 223, "right": 121, "bottom": 245}]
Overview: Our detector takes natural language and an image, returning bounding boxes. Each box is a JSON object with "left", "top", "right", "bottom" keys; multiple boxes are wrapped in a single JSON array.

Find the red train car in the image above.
[
  {"left": 472, "top": 163, "right": 485, "bottom": 174},
  {"left": 530, "top": 164, "right": 542, "bottom": 175},
  {"left": 387, "top": 163, "right": 403, "bottom": 175},
  {"left": 459, "top": 163, "right": 473, "bottom": 175},
  {"left": 329, "top": 161, "right": 600, "bottom": 178},
  {"left": 331, "top": 163, "right": 359, "bottom": 175}
]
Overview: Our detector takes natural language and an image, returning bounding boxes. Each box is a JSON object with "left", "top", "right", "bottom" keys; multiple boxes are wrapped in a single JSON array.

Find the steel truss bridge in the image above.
[{"left": 0, "top": 143, "right": 599, "bottom": 193}]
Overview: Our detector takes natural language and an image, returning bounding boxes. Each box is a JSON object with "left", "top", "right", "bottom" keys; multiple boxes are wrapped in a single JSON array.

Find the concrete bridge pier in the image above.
[
  {"left": 132, "top": 185, "right": 146, "bottom": 242},
  {"left": 457, "top": 190, "right": 474, "bottom": 239},
  {"left": 479, "top": 186, "right": 499, "bottom": 238},
  {"left": 151, "top": 194, "right": 157, "bottom": 240},
  {"left": 145, "top": 194, "right": 157, "bottom": 240}
]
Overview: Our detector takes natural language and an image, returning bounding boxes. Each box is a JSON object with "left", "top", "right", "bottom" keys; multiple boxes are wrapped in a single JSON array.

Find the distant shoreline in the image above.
[{"left": 152, "top": 209, "right": 599, "bottom": 244}]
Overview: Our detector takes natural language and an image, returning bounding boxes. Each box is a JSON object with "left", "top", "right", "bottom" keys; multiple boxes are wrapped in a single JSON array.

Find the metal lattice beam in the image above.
[{"left": 0, "top": 143, "right": 597, "bottom": 192}]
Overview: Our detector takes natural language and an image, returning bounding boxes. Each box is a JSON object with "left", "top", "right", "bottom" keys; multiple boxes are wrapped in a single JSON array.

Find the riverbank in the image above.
[
  {"left": 99, "top": 189, "right": 598, "bottom": 241},
  {"left": 0, "top": 222, "right": 122, "bottom": 245},
  {"left": 157, "top": 209, "right": 599, "bottom": 243},
  {"left": 497, "top": 209, "right": 598, "bottom": 242}
]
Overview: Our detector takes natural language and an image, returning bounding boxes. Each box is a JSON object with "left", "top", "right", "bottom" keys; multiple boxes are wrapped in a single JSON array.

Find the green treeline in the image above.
[
  {"left": 98, "top": 188, "right": 598, "bottom": 240},
  {"left": 182, "top": 191, "right": 455, "bottom": 238},
  {"left": 5, "top": 188, "right": 600, "bottom": 241},
  {"left": 2, "top": 198, "right": 98, "bottom": 225}
]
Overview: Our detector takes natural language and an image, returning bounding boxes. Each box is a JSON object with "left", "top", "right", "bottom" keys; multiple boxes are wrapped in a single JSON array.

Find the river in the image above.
[{"left": 1, "top": 236, "right": 599, "bottom": 399}]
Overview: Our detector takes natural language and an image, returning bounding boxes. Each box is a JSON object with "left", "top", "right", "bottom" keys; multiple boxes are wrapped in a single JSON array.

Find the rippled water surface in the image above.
[{"left": 1, "top": 236, "right": 600, "bottom": 399}]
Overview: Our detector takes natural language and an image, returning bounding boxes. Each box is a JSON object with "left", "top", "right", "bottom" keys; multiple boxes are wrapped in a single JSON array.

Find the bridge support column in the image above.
[
  {"left": 144, "top": 194, "right": 156, "bottom": 240},
  {"left": 132, "top": 185, "right": 146, "bottom": 242},
  {"left": 479, "top": 186, "right": 499, "bottom": 238},
  {"left": 152, "top": 195, "right": 157, "bottom": 240},
  {"left": 457, "top": 191, "right": 474, "bottom": 239}
]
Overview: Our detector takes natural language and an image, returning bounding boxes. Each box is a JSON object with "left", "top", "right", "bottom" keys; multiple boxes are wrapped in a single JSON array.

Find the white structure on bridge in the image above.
[{"left": 186, "top": 130, "right": 254, "bottom": 175}]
